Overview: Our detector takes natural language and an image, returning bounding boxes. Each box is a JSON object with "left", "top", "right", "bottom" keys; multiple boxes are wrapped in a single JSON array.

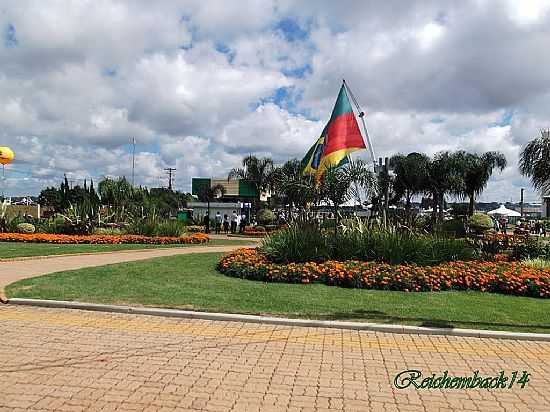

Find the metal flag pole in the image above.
[
  {"left": 131, "top": 137, "right": 136, "bottom": 186},
  {"left": 1, "top": 164, "right": 4, "bottom": 200},
  {"left": 342, "top": 79, "right": 377, "bottom": 171}
]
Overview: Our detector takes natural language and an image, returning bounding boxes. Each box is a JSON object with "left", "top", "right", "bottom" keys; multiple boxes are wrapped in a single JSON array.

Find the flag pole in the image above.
[{"left": 342, "top": 80, "right": 377, "bottom": 171}]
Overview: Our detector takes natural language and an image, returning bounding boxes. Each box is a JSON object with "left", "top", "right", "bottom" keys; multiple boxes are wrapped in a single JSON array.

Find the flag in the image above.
[
  {"left": 301, "top": 135, "right": 325, "bottom": 175},
  {"left": 302, "top": 83, "right": 366, "bottom": 176}
]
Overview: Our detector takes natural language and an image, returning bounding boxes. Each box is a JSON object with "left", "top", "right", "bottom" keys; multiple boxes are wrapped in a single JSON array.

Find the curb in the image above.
[
  {"left": 7, "top": 298, "right": 550, "bottom": 342},
  {"left": 0, "top": 243, "right": 256, "bottom": 263}
]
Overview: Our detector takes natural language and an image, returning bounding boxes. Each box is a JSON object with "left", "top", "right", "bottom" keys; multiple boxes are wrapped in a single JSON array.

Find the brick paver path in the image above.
[
  {"left": 1, "top": 305, "right": 549, "bottom": 411},
  {"left": 0, "top": 243, "right": 256, "bottom": 300}
]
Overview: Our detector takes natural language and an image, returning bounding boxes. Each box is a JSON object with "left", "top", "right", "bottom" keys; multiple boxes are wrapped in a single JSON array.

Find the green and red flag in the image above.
[{"left": 301, "top": 82, "right": 366, "bottom": 176}]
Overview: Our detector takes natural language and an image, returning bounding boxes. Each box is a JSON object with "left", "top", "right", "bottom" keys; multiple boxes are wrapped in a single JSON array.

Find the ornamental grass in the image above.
[
  {"left": 218, "top": 248, "right": 550, "bottom": 298},
  {"left": 0, "top": 232, "right": 209, "bottom": 245}
]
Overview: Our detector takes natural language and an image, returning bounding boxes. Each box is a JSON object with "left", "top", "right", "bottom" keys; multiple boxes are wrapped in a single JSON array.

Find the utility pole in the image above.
[
  {"left": 164, "top": 167, "right": 176, "bottom": 191},
  {"left": 520, "top": 188, "right": 524, "bottom": 218},
  {"left": 131, "top": 137, "right": 136, "bottom": 187}
]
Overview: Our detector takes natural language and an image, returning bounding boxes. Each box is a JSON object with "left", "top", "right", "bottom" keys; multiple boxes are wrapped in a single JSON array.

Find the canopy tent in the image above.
[{"left": 487, "top": 205, "right": 521, "bottom": 217}]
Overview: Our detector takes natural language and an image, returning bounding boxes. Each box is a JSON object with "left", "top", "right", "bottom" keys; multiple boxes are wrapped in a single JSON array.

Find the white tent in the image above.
[{"left": 487, "top": 204, "right": 521, "bottom": 217}]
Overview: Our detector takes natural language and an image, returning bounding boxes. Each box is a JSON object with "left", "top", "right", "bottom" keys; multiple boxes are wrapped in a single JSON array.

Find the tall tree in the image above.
[
  {"left": 272, "top": 159, "right": 316, "bottom": 217},
  {"left": 390, "top": 152, "right": 430, "bottom": 210},
  {"left": 228, "top": 155, "right": 274, "bottom": 213},
  {"left": 455, "top": 151, "right": 507, "bottom": 216},
  {"left": 320, "top": 161, "right": 375, "bottom": 233},
  {"left": 519, "top": 129, "right": 550, "bottom": 193},
  {"left": 425, "top": 152, "right": 463, "bottom": 222},
  {"left": 197, "top": 183, "right": 226, "bottom": 217}
]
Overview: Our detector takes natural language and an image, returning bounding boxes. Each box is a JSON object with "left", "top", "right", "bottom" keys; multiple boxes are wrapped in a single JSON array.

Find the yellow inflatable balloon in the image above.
[{"left": 0, "top": 147, "right": 14, "bottom": 165}]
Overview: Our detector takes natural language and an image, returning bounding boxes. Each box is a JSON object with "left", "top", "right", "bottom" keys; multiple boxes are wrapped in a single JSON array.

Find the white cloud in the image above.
[{"left": 0, "top": 0, "right": 548, "bottom": 204}]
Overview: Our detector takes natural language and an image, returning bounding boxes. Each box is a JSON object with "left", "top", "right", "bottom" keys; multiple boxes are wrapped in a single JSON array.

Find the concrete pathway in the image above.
[
  {"left": 0, "top": 243, "right": 254, "bottom": 300},
  {"left": 1, "top": 305, "right": 549, "bottom": 411}
]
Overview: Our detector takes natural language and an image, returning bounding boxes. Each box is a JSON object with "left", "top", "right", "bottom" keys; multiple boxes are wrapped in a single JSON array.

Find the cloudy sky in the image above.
[{"left": 1, "top": 0, "right": 549, "bottom": 202}]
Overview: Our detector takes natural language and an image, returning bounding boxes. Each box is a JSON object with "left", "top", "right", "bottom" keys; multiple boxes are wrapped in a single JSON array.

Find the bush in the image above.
[
  {"left": 125, "top": 219, "right": 187, "bottom": 237},
  {"left": 522, "top": 258, "right": 550, "bottom": 269},
  {"left": 511, "top": 236, "right": 550, "bottom": 261},
  {"left": 434, "top": 219, "right": 466, "bottom": 237},
  {"left": 257, "top": 209, "right": 275, "bottom": 225},
  {"left": 261, "top": 223, "right": 330, "bottom": 263},
  {"left": 261, "top": 222, "right": 475, "bottom": 265},
  {"left": 16, "top": 222, "right": 36, "bottom": 234},
  {"left": 92, "top": 227, "right": 123, "bottom": 236},
  {"left": 155, "top": 220, "right": 187, "bottom": 237},
  {"left": 126, "top": 219, "right": 157, "bottom": 237},
  {"left": 468, "top": 213, "right": 494, "bottom": 234}
]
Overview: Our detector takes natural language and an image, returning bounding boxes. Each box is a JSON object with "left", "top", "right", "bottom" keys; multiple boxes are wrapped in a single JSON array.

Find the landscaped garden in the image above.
[
  {"left": 5, "top": 141, "right": 550, "bottom": 334},
  {"left": 7, "top": 252, "right": 550, "bottom": 333},
  {"left": 0, "top": 176, "right": 259, "bottom": 258}
]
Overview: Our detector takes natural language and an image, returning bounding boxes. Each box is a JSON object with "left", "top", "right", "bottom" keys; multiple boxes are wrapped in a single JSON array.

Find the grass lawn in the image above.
[
  {"left": 7, "top": 252, "right": 550, "bottom": 333},
  {"left": 0, "top": 239, "right": 254, "bottom": 259}
]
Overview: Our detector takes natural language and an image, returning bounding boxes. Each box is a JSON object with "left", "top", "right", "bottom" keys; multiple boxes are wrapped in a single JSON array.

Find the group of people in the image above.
[
  {"left": 494, "top": 216, "right": 547, "bottom": 236},
  {"left": 514, "top": 219, "right": 547, "bottom": 237},
  {"left": 202, "top": 210, "right": 247, "bottom": 235}
]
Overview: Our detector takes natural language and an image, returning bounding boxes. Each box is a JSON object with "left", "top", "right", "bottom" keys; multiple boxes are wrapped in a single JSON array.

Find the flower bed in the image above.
[
  {"left": 0, "top": 232, "right": 209, "bottom": 245},
  {"left": 218, "top": 248, "right": 550, "bottom": 298}
]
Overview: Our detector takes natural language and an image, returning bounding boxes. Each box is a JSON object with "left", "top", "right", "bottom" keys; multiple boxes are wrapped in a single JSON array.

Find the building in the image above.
[
  {"left": 543, "top": 189, "right": 550, "bottom": 218},
  {"left": 191, "top": 178, "right": 258, "bottom": 200}
]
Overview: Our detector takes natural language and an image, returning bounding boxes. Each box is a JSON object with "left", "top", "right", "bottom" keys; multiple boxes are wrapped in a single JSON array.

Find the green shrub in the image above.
[
  {"left": 16, "top": 222, "right": 36, "bottom": 234},
  {"left": 261, "top": 221, "right": 476, "bottom": 265},
  {"left": 125, "top": 219, "right": 187, "bottom": 237},
  {"left": 468, "top": 213, "right": 494, "bottom": 234},
  {"left": 125, "top": 219, "right": 157, "bottom": 237},
  {"left": 511, "top": 237, "right": 550, "bottom": 260},
  {"left": 261, "top": 223, "right": 330, "bottom": 263},
  {"left": 155, "top": 220, "right": 187, "bottom": 237},
  {"left": 38, "top": 216, "right": 66, "bottom": 234},
  {"left": 522, "top": 258, "right": 550, "bottom": 269},
  {"left": 92, "top": 227, "right": 123, "bottom": 236},
  {"left": 434, "top": 219, "right": 466, "bottom": 237},
  {"left": 257, "top": 209, "right": 275, "bottom": 225},
  {"left": 334, "top": 227, "right": 475, "bottom": 266}
]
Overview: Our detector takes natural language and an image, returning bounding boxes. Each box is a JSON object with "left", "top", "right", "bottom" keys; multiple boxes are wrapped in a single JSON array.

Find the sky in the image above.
[{"left": 1, "top": 0, "right": 550, "bottom": 203}]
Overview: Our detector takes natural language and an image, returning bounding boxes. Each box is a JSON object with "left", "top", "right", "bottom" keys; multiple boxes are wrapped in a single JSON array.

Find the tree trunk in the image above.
[
  {"left": 431, "top": 191, "right": 438, "bottom": 224},
  {"left": 438, "top": 194, "right": 445, "bottom": 222},
  {"left": 468, "top": 195, "right": 475, "bottom": 216},
  {"left": 334, "top": 205, "right": 339, "bottom": 237},
  {"left": 405, "top": 191, "right": 411, "bottom": 211}
]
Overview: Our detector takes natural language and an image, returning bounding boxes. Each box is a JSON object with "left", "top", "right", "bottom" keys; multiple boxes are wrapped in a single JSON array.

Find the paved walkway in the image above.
[
  {"left": 0, "top": 243, "right": 255, "bottom": 299},
  {"left": 1, "top": 305, "right": 549, "bottom": 411}
]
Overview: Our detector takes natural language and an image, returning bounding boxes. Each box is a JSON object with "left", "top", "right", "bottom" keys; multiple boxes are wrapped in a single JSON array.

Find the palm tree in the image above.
[
  {"left": 197, "top": 183, "right": 226, "bottom": 218},
  {"left": 228, "top": 155, "right": 274, "bottom": 213},
  {"left": 519, "top": 129, "right": 550, "bottom": 193},
  {"left": 425, "top": 152, "right": 464, "bottom": 222},
  {"left": 390, "top": 152, "right": 430, "bottom": 210},
  {"left": 455, "top": 151, "right": 507, "bottom": 216},
  {"left": 320, "top": 160, "right": 376, "bottom": 233}
]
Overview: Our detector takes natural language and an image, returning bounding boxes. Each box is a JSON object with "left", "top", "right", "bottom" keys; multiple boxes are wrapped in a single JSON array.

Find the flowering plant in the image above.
[
  {"left": 218, "top": 248, "right": 550, "bottom": 298},
  {"left": 0, "top": 232, "right": 209, "bottom": 245}
]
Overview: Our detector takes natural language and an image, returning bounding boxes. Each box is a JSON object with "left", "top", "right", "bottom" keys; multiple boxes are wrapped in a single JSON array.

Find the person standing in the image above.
[
  {"left": 203, "top": 213, "right": 210, "bottom": 234},
  {"left": 215, "top": 211, "right": 222, "bottom": 234},
  {"left": 239, "top": 212, "right": 247, "bottom": 233},
  {"left": 231, "top": 210, "right": 238, "bottom": 234},
  {"left": 223, "top": 214, "right": 230, "bottom": 234}
]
